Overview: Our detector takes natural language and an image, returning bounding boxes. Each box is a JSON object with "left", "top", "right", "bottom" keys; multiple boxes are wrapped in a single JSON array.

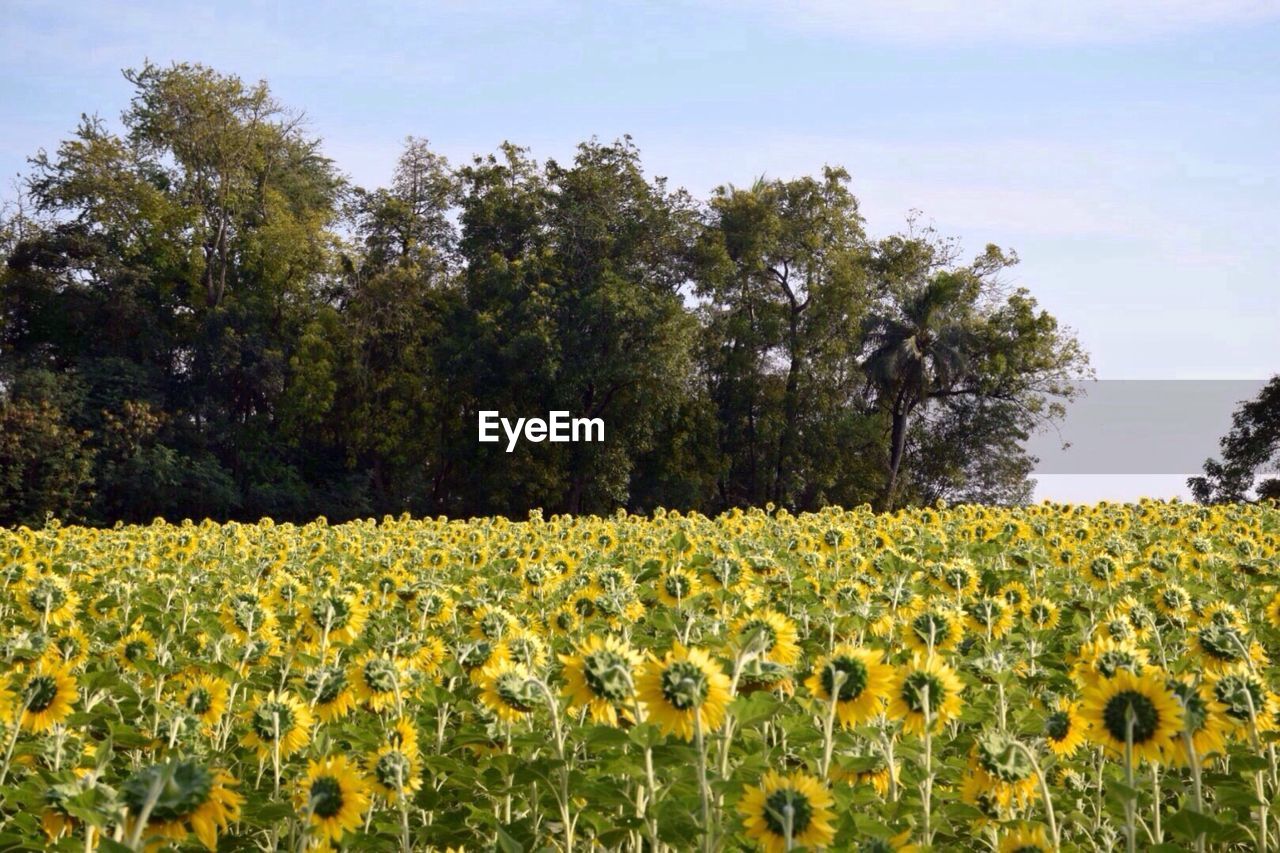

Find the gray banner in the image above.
[{"left": 1027, "top": 380, "right": 1269, "bottom": 475}]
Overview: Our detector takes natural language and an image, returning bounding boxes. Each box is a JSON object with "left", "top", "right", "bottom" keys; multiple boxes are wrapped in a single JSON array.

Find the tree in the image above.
[
  {"left": 1189, "top": 376, "right": 1280, "bottom": 503},
  {"left": 2, "top": 61, "right": 344, "bottom": 521},
  {"left": 695, "top": 168, "right": 874, "bottom": 509},
  {"left": 0, "top": 396, "right": 96, "bottom": 525},
  {"left": 862, "top": 236, "right": 1088, "bottom": 510}
]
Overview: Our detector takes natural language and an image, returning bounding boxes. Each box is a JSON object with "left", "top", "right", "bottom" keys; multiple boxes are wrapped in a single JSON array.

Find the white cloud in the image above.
[{"left": 715, "top": 0, "right": 1280, "bottom": 44}]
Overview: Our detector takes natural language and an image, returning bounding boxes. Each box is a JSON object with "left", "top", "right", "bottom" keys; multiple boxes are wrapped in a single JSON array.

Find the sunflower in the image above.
[
  {"left": 121, "top": 758, "right": 243, "bottom": 851},
  {"left": 902, "top": 607, "right": 964, "bottom": 655},
  {"left": 477, "top": 660, "right": 542, "bottom": 724},
  {"left": 242, "top": 690, "right": 314, "bottom": 760},
  {"left": 733, "top": 611, "right": 801, "bottom": 666},
  {"left": 177, "top": 674, "right": 230, "bottom": 732},
  {"left": 963, "top": 732, "right": 1040, "bottom": 809},
  {"left": 117, "top": 629, "right": 158, "bottom": 671},
  {"left": 301, "top": 664, "right": 357, "bottom": 722},
  {"left": 559, "top": 634, "right": 642, "bottom": 727},
  {"left": 384, "top": 716, "right": 420, "bottom": 757},
  {"left": 636, "top": 644, "right": 731, "bottom": 741},
  {"left": 1043, "top": 699, "right": 1087, "bottom": 758},
  {"left": 219, "top": 593, "right": 278, "bottom": 642},
  {"left": 997, "top": 823, "right": 1054, "bottom": 853},
  {"left": 1191, "top": 622, "right": 1268, "bottom": 675},
  {"left": 43, "top": 625, "right": 91, "bottom": 669},
  {"left": 804, "top": 645, "right": 892, "bottom": 729},
  {"left": 737, "top": 769, "right": 837, "bottom": 853},
  {"left": 1080, "top": 669, "right": 1183, "bottom": 763},
  {"left": 496, "top": 630, "right": 549, "bottom": 671},
  {"left": 933, "top": 561, "right": 979, "bottom": 598},
  {"left": 1024, "top": 597, "right": 1060, "bottom": 631},
  {"left": 15, "top": 659, "right": 77, "bottom": 732},
  {"left": 1163, "top": 680, "right": 1229, "bottom": 766},
  {"left": 998, "top": 581, "right": 1030, "bottom": 614},
  {"left": 350, "top": 652, "right": 411, "bottom": 713},
  {"left": 301, "top": 593, "right": 368, "bottom": 648},
  {"left": 1211, "top": 666, "right": 1279, "bottom": 733},
  {"left": 656, "top": 568, "right": 703, "bottom": 607},
  {"left": 366, "top": 742, "right": 422, "bottom": 803},
  {"left": 964, "top": 597, "right": 1016, "bottom": 640},
  {"left": 295, "top": 755, "right": 371, "bottom": 848},
  {"left": 1070, "top": 637, "right": 1151, "bottom": 689},
  {"left": 1082, "top": 553, "right": 1125, "bottom": 590},
  {"left": 19, "top": 574, "right": 80, "bottom": 627},
  {"left": 470, "top": 603, "right": 517, "bottom": 642},
  {"left": 887, "top": 655, "right": 964, "bottom": 736}
]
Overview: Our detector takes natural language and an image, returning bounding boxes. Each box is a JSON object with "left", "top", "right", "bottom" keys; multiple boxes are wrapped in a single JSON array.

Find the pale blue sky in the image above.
[{"left": 2, "top": 1, "right": 1278, "bottom": 501}]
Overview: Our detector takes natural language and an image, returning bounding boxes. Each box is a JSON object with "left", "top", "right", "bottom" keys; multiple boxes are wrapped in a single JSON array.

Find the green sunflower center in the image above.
[
  {"left": 375, "top": 751, "right": 413, "bottom": 790},
  {"left": 1101, "top": 690, "right": 1162, "bottom": 744},
  {"left": 417, "top": 593, "right": 444, "bottom": 617},
  {"left": 186, "top": 687, "right": 212, "bottom": 715},
  {"left": 54, "top": 635, "right": 82, "bottom": 660},
  {"left": 495, "top": 672, "right": 538, "bottom": 713},
  {"left": 1029, "top": 603, "right": 1053, "bottom": 625},
  {"left": 363, "top": 658, "right": 398, "bottom": 693},
  {"left": 1090, "top": 557, "right": 1116, "bottom": 581},
  {"left": 305, "top": 666, "right": 348, "bottom": 704},
  {"left": 574, "top": 597, "right": 596, "bottom": 617},
  {"left": 966, "top": 600, "right": 1003, "bottom": 628},
  {"left": 911, "top": 612, "right": 951, "bottom": 646},
  {"left": 1044, "top": 711, "right": 1072, "bottom": 742},
  {"left": 25, "top": 675, "right": 59, "bottom": 713},
  {"left": 250, "top": 701, "right": 296, "bottom": 740},
  {"left": 506, "top": 638, "right": 539, "bottom": 666},
  {"left": 660, "top": 660, "right": 710, "bottom": 710},
  {"left": 975, "top": 734, "right": 1033, "bottom": 782},
  {"left": 124, "top": 640, "right": 149, "bottom": 662},
  {"left": 664, "top": 574, "right": 692, "bottom": 599},
  {"left": 1214, "top": 675, "right": 1265, "bottom": 721},
  {"left": 739, "top": 619, "right": 777, "bottom": 652},
  {"left": 821, "top": 656, "right": 869, "bottom": 702},
  {"left": 457, "top": 640, "right": 492, "bottom": 670},
  {"left": 309, "top": 776, "right": 345, "bottom": 818},
  {"left": 1173, "top": 685, "right": 1209, "bottom": 732},
  {"left": 900, "top": 671, "right": 945, "bottom": 715},
  {"left": 122, "top": 759, "right": 213, "bottom": 822},
  {"left": 1197, "top": 624, "right": 1244, "bottom": 662},
  {"left": 582, "top": 650, "right": 632, "bottom": 702},
  {"left": 1095, "top": 650, "right": 1140, "bottom": 679},
  {"left": 761, "top": 787, "right": 814, "bottom": 837},
  {"left": 479, "top": 612, "right": 508, "bottom": 640},
  {"left": 316, "top": 596, "right": 351, "bottom": 629},
  {"left": 28, "top": 582, "right": 66, "bottom": 612}
]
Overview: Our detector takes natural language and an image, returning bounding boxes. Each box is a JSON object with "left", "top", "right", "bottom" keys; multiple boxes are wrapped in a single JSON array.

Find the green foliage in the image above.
[{"left": 0, "top": 61, "right": 1092, "bottom": 524}]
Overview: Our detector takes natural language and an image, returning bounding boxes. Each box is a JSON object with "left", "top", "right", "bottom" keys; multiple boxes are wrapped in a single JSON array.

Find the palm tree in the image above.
[{"left": 862, "top": 274, "right": 976, "bottom": 510}]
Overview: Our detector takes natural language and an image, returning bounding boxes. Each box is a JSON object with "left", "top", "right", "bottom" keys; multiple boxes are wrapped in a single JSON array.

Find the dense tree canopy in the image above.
[{"left": 0, "top": 62, "right": 1090, "bottom": 524}]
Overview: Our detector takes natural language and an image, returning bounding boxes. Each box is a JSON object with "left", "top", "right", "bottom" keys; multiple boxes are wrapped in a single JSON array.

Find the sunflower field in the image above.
[{"left": 2, "top": 500, "right": 1280, "bottom": 851}]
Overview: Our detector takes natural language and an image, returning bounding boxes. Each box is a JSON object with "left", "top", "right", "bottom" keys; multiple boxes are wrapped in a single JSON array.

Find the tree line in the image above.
[{"left": 0, "top": 62, "right": 1089, "bottom": 525}]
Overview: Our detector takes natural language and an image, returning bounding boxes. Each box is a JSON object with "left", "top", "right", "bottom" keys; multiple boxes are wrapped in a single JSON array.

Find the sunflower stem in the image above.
[
  {"left": 1151, "top": 762, "right": 1163, "bottom": 844},
  {"left": 694, "top": 712, "right": 714, "bottom": 853},
  {"left": 819, "top": 668, "right": 844, "bottom": 779},
  {"left": 1011, "top": 740, "right": 1059, "bottom": 849},
  {"left": 920, "top": 683, "right": 934, "bottom": 846},
  {"left": 1124, "top": 710, "right": 1137, "bottom": 853},
  {"left": 0, "top": 692, "right": 32, "bottom": 787},
  {"left": 1182, "top": 729, "right": 1205, "bottom": 853}
]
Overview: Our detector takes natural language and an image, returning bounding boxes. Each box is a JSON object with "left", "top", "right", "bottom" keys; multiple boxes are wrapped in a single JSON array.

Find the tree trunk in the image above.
[{"left": 881, "top": 405, "right": 910, "bottom": 512}]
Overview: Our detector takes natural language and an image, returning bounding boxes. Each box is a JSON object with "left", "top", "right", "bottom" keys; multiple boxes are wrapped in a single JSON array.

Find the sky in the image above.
[{"left": 2, "top": 0, "right": 1278, "bottom": 502}]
